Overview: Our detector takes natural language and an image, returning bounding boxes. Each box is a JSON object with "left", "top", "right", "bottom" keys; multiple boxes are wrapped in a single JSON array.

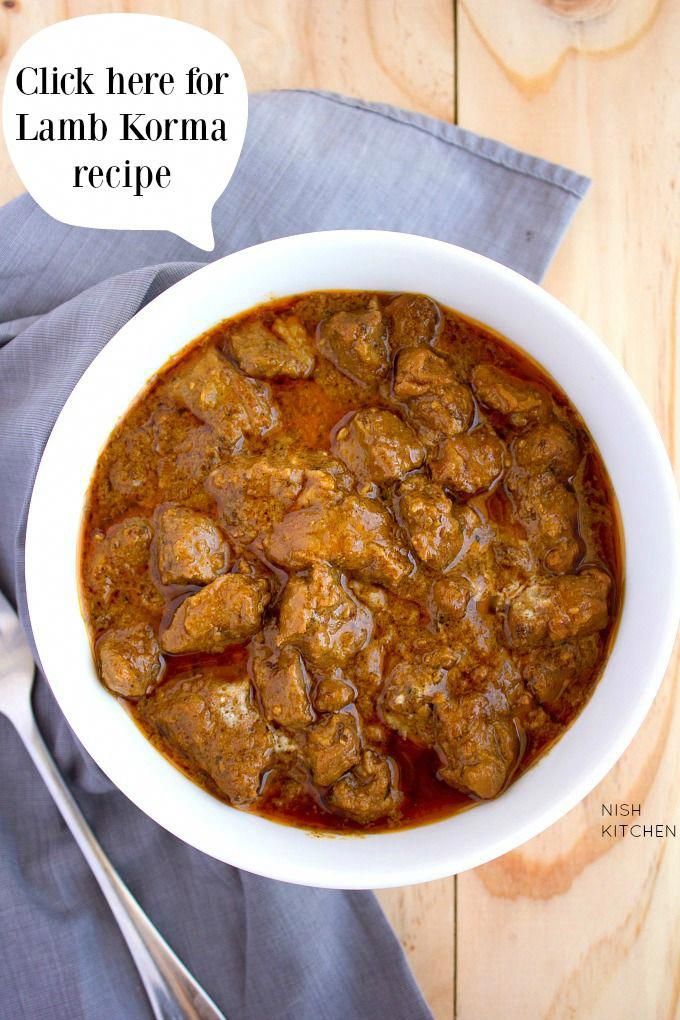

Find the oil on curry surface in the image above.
[{"left": 80, "top": 291, "right": 621, "bottom": 832}]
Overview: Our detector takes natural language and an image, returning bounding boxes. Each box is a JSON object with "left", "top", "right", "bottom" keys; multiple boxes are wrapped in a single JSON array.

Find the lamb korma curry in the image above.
[{"left": 80, "top": 291, "right": 622, "bottom": 832}]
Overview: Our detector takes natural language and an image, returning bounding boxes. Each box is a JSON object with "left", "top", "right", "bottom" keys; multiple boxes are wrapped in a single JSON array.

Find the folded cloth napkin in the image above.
[{"left": 0, "top": 90, "right": 589, "bottom": 1020}]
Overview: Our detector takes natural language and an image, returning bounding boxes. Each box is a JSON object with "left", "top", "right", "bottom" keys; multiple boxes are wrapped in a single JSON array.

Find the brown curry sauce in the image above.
[{"left": 80, "top": 291, "right": 623, "bottom": 833}]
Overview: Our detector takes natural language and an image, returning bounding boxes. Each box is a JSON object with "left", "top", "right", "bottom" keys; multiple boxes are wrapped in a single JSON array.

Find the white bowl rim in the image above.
[{"left": 25, "top": 229, "right": 680, "bottom": 889}]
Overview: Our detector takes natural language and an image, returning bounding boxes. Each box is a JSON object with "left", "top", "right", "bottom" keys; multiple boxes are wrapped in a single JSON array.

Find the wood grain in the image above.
[
  {"left": 1, "top": 1, "right": 679, "bottom": 1018},
  {"left": 377, "top": 878, "right": 455, "bottom": 1019},
  {"left": 0, "top": 1, "right": 456, "bottom": 1016},
  {"left": 461, "top": 0, "right": 661, "bottom": 87},
  {"left": 457, "top": 0, "right": 680, "bottom": 1016},
  {"left": 0, "top": 0, "right": 454, "bottom": 202}
]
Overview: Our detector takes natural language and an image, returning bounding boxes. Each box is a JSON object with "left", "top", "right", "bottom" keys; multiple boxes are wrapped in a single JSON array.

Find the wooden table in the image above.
[{"left": 2, "top": 2, "right": 678, "bottom": 1017}]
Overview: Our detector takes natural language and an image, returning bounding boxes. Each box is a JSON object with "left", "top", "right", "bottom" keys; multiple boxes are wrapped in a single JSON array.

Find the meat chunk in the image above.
[
  {"left": 168, "top": 347, "right": 278, "bottom": 448},
  {"left": 263, "top": 502, "right": 338, "bottom": 570},
  {"left": 313, "top": 677, "right": 356, "bottom": 712},
  {"left": 521, "top": 635, "right": 600, "bottom": 705},
  {"left": 114, "top": 406, "right": 225, "bottom": 504},
  {"left": 472, "top": 363, "right": 550, "bottom": 428},
  {"left": 434, "top": 692, "right": 521, "bottom": 799},
  {"left": 317, "top": 302, "right": 389, "bottom": 383},
  {"left": 348, "top": 581, "right": 390, "bottom": 613},
  {"left": 161, "top": 574, "right": 270, "bottom": 654},
  {"left": 430, "top": 427, "right": 506, "bottom": 495},
  {"left": 352, "top": 636, "right": 387, "bottom": 719},
  {"left": 508, "top": 470, "right": 581, "bottom": 573},
  {"left": 85, "top": 517, "right": 161, "bottom": 628},
  {"left": 432, "top": 575, "right": 471, "bottom": 621},
  {"left": 228, "top": 315, "right": 314, "bottom": 379},
  {"left": 325, "top": 496, "right": 414, "bottom": 587},
  {"left": 381, "top": 663, "right": 447, "bottom": 746},
  {"left": 97, "top": 623, "right": 163, "bottom": 699},
  {"left": 207, "top": 449, "right": 352, "bottom": 545},
  {"left": 491, "top": 534, "right": 536, "bottom": 586},
  {"left": 301, "top": 713, "right": 361, "bottom": 786},
  {"left": 156, "top": 506, "right": 229, "bottom": 586},
  {"left": 278, "top": 563, "right": 372, "bottom": 669},
  {"left": 264, "top": 495, "right": 412, "bottom": 588},
  {"left": 399, "top": 474, "right": 465, "bottom": 570},
  {"left": 139, "top": 677, "right": 272, "bottom": 804},
  {"left": 328, "top": 750, "right": 400, "bottom": 823},
  {"left": 105, "top": 428, "right": 154, "bottom": 504},
  {"left": 386, "top": 294, "right": 440, "bottom": 350},
  {"left": 393, "top": 347, "right": 474, "bottom": 436},
  {"left": 332, "top": 408, "right": 425, "bottom": 485},
  {"left": 506, "top": 568, "right": 612, "bottom": 650},
  {"left": 513, "top": 421, "right": 581, "bottom": 480},
  {"left": 251, "top": 640, "right": 314, "bottom": 729}
]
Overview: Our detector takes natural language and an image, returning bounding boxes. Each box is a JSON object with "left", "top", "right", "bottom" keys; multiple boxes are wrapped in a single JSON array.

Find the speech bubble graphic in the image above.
[{"left": 2, "top": 14, "right": 248, "bottom": 250}]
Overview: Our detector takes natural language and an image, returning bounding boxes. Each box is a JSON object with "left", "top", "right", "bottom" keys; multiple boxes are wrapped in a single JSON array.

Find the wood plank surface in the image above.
[
  {"left": 0, "top": 0, "right": 455, "bottom": 202},
  {"left": 0, "top": 2, "right": 457, "bottom": 1017},
  {"left": 1, "top": 2, "right": 678, "bottom": 1019},
  {"left": 456, "top": 1, "right": 680, "bottom": 1017}
]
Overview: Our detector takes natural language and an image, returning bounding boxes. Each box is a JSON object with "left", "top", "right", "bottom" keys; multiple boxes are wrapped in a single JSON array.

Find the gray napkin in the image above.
[{"left": 0, "top": 90, "right": 589, "bottom": 1020}]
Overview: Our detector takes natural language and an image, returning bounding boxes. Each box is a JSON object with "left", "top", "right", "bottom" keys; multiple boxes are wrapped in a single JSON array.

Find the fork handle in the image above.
[{"left": 19, "top": 710, "right": 228, "bottom": 1020}]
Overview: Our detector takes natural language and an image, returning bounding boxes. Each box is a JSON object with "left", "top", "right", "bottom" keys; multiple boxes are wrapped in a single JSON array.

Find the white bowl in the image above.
[{"left": 25, "top": 230, "right": 680, "bottom": 889}]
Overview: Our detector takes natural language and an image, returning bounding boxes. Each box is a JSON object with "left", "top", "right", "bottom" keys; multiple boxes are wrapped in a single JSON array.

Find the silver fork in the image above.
[{"left": 0, "top": 587, "right": 228, "bottom": 1020}]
